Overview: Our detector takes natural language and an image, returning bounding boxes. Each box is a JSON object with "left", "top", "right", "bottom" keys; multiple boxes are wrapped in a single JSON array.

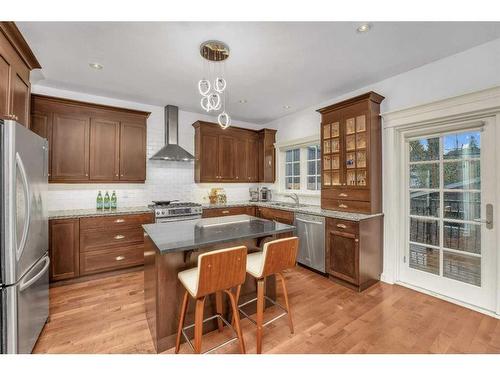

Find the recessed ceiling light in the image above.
[
  {"left": 89, "top": 62, "right": 103, "bottom": 70},
  {"left": 238, "top": 99, "right": 247, "bottom": 104},
  {"left": 283, "top": 105, "right": 291, "bottom": 109},
  {"left": 356, "top": 24, "right": 371, "bottom": 33}
]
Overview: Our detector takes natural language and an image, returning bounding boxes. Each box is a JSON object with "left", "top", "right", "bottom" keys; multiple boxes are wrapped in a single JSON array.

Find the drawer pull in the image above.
[
  {"left": 355, "top": 239, "right": 359, "bottom": 243},
  {"left": 222, "top": 210, "right": 230, "bottom": 214},
  {"left": 339, "top": 193, "right": 348, "bottom": 197},
  {"left": 338, "top": 204, "right": 348, "bottom": 208},
  {"left": 114, "top": 235, "right": 125, "bottom": 240},
  {"left": 114, "top": 219, "right": 125, "bottom": 223},
  {"left": 115, "top": 256, "right": 125, "bottom": 261},
  {"left": 336, "top": 224, "right": 347, "bottom": 229}
]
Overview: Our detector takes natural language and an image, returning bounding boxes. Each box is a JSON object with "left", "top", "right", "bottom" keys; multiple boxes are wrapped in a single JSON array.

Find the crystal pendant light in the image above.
[{"left": 198, "top": 40, "right": 231, "bottom": 129}]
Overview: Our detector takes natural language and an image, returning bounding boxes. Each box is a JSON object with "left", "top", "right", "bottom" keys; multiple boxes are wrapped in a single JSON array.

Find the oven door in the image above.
[{"left": 156, "top": 215, "right": 202, "bottom": 223}]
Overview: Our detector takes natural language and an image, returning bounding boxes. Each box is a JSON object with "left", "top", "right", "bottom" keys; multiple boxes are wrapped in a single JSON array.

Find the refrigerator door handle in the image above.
[
  {"left": 15, "top": 152, "right": 31, "bottom": 261},
  {"left": 19, "top": 256, "right": 50, "bottom": 292}
]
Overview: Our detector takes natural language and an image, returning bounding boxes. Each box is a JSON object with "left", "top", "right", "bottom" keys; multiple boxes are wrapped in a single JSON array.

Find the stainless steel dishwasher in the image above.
[{"left": 294, "top": 213, "right": 325, "bottom": 273}]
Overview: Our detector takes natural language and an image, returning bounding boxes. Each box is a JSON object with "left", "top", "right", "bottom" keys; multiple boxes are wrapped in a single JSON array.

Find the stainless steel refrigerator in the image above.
[{"left": 1, "top": 120, "right": 49, "bottom": 354}]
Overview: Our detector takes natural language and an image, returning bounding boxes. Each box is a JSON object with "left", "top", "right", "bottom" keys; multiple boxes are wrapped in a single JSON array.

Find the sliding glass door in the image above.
[{"left": 400, "top": 122, "right": 496, "bottom": 312}]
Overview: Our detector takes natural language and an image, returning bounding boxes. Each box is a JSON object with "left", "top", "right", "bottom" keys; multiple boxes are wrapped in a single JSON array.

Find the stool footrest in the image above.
[
  {"left": 238, "top": 295, "right": 289, "bottom": 327},
  {"left": 181, "top": 313, "right": 238, "bottom": 354}
]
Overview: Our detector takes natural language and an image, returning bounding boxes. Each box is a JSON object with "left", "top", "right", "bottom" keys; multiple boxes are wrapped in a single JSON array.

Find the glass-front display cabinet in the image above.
[{"left": 318, "top": 92, "right": 384, "bottom": 214}]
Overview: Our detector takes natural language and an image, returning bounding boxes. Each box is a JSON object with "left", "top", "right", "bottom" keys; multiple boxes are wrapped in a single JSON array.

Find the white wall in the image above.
[
  {"left": 33, "top": 85, "right": 263, "bottom": 210},
  {"left": 267, "top": 37, "right": 500, "bottom": 205}
]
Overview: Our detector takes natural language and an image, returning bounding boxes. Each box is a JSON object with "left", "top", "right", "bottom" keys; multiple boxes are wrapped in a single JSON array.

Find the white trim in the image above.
[
  {"left": 382, "top": 86, "right": 500, "bottom": 316},
  {"left": 396, "top": 281, "right": 500, "bottom": 320},
  {"left": 275, "top": 134, "right": 320, "bottom": 149},
  {"left": 382, "top": 85, "right": 500, "bottom": 129}
]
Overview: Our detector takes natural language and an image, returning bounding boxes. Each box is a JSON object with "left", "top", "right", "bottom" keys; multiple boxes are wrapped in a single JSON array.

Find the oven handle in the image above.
[{"left": 156, "top": 215, "right": 202, "bottom": 223}]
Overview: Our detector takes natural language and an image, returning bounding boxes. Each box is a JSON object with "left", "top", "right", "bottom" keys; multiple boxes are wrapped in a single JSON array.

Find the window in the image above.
[
  {"left": 307, "top": 145, "right": 321, "bottom": 190},
  {"left": 281, "top": 142, "right": 321, "bottom": 193},
  {"left": 285, "top": 148, "right": 300, "bottom": 190}
]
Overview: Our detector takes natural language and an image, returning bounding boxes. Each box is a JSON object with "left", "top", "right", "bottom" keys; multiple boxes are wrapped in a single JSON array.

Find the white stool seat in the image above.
[
  {"left": 246, "top": 251, "right": 264, "bottom": 278},
  {"left": 178, "top": 267, "right": 198, "bottom": 297}
]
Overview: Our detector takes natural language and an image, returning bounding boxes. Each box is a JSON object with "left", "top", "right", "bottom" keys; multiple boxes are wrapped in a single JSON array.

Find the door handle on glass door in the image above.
[{"left": 473, "top": 203, "right": 493, "bottom": 229}]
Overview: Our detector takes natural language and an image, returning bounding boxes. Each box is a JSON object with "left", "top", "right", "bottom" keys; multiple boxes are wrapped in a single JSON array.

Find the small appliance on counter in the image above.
[
  {"left": 259, "top": 187, "right": 272, "bottom": 202},
  {"left": 249, "top": 188, "right": 259, "bottom": 202}
]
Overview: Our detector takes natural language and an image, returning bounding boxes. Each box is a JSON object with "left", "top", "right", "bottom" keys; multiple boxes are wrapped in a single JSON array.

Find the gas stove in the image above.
[{"left": 150, "top": 201, "right": 202, "bottom": 223}]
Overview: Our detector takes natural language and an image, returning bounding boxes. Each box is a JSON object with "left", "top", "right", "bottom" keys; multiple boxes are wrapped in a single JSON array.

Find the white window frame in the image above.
[{"left": 276, "top": 135, "right": 321, "bottom": 196}]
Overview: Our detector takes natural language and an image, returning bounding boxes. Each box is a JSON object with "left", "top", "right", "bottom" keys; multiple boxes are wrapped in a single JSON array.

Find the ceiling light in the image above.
[
  {"left": 238, "top": 99, "right": 247, "bottom": 104},
  {"left": 356, "top": 24, "right": 371, "bottom": 33},
  {"left": 89, "top": 62, "right": 103, "bottom": 70},
  {"left": 283, "top": 105, "right": 291, "bottom": 109}
]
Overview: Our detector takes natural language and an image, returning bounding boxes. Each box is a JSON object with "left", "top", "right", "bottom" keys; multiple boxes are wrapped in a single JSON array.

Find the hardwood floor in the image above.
[{"left": 33, "top": 266, "right": 500, "bottom": 354}]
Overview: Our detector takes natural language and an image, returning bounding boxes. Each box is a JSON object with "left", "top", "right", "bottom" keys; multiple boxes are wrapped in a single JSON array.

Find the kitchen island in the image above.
[{"left": 142, "top": 215, "right": 295, "bottom": 353}]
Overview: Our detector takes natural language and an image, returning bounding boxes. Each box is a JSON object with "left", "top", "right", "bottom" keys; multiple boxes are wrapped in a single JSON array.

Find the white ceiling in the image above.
[{"left": 18, "top": 22, "right": 500, "bottom": 124}]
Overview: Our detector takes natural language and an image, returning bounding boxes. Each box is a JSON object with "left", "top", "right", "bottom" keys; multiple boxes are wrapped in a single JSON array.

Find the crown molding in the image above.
[
  {"left": 0, "top": 22, "right": 41, "bottom": 70},
  {"left": 382, "top": 86, "right": 500, "bottom": 129}
]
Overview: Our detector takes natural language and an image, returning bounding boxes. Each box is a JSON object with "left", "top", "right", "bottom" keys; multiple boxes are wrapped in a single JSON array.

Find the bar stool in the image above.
[
  {"left": 236, "top": 237, "right": 299, "bottom": 354},
  {"left": 175, "top": 246, "right": 247, "bottom": 354}
]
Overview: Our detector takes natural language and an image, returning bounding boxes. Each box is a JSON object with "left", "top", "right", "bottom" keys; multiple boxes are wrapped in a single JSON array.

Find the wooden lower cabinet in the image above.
[
  {"left": 202, "top": 206, "right": 256, "bottom": 218},
  {"left": 325, "top": 216, "right": 383, "bottom": 291},
  {"left": 48, "top": 212, "right": 154, "bottom": 282},
  {"left": 256, "top": 206, "right": 294, "bottom": 225},
  {"left": 49, "top": 219, "right": 80, "bottom": 281}
]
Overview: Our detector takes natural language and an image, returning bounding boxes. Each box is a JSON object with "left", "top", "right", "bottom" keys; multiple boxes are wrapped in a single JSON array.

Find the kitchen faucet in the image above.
[{"left": 284, "top": 193, "right": 300, "bottom": 207}]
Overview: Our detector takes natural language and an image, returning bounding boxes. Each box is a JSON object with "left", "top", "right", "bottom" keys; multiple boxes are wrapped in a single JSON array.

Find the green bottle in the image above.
[
  {"left": 104, "top": 191, "right": 110, "bottom": 210},
  {"left": 96, "top": 191, "right": 103, "bottom": 210},
  {"left": 111, "top": 191, "right": 117, "bottom": 209}
]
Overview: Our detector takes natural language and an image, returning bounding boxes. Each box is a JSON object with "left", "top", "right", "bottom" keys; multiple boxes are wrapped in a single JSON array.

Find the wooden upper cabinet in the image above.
[
  {"left": 318, "top": 92, "right": 384, "bottom": 214},
  {"left": 11, "top": 71, "right": 29, "bottom": 126},
  {"left": 199, "top": 132, "right": 218, "bottom": 181},
  {"left": 193, "top": 121, "right": 276, "bottom": 183},
  {"left": 90, "top": 118, "right": 120, "bottom": 181},
  {"left": 0, "top": 55, "right": 9, "bottom": 119},
  {"left": 51, "top": 113, "right": 90, "bottom": 181},
  {"left": 234, "top": 138, "right": 247, "bottom": 182},
  {"left": 119, "top": 121, "right": 146, "bottom": 181},
  {"left": 0, "top": 22, "right": 41, "bottom": 126},
  {"left": 31, "top": 95, "right": 150, "bottom": 183},
  {"left": 218, "top": 134, "right": 235, "bottom": 180}
]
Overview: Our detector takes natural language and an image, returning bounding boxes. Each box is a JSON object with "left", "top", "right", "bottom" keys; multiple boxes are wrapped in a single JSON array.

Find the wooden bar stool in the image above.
[
  {"left": 175, "top": 246, "right": 247, "bottom": 354},
  {"left": 236, "top": 237, "right": 299, "bottom": 354}
]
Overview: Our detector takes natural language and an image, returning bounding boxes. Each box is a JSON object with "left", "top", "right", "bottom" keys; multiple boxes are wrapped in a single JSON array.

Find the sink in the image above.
[{"left": 267, "top": 202, "right": 308, "bottom": 208}]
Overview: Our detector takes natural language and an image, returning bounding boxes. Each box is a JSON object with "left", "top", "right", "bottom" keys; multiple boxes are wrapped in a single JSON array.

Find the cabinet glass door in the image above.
[
  {"left": 345, "top": 115, "right": 367, "bottom": 187},
  {"left": 322, "top": 122, "right": 340, "bottom": 186}
]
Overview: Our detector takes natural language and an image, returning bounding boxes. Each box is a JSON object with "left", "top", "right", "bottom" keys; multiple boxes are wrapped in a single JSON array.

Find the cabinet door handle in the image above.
[
  {"left": 222, "top": 210, "right": 230, "bottom": 214},
  {"left": 338, "top": 204, "right": 348, "bottom": 208},
  {"left": 354, "top": 239, "right": 359, "bottom": 243},
  {"left": 114, "top": 235, "right": 125, "bottom": 240},
  {"left": 85, "top": 173, "right": 89, "bottom": 177},
  {"left": 115, "top": 256, "right": 125, "bottom": 261},
  {"left": 114, "top": 219, "right": 125, "bottom": 223},
  {"left": 336, "top": 224, "right": 347, "bottom": 229},
  {"left": 339, "top": 193, "right": 348, "bottom": 197}
]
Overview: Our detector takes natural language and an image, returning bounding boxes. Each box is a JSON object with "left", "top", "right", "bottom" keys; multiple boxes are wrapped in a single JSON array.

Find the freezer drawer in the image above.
[
  {"left": 3, "top": 254, "right": 49, "bottom": 353},
  {"left": 294, "top": 213, "right": 325, "bottom": 273}
]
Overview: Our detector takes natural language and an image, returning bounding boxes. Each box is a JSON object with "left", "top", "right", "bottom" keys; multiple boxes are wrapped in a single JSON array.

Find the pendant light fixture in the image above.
[{"left": 198, "top": 40, "right": 231, "bottom": 129}]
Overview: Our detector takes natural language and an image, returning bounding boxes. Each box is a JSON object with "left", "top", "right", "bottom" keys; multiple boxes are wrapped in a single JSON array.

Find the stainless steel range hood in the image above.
[{"left": 150, "top": 105, "right": 194, "bottom": 161}]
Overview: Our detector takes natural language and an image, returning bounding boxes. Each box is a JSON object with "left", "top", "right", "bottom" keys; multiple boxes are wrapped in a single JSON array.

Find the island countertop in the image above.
[{"left": 142, "top": 214, "right": 295, "bottom": 254}]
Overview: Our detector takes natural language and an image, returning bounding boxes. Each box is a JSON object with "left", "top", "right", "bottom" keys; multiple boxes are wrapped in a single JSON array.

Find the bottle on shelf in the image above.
[
  {"left": 111, "top": 191, "right": 117, "bottom": 209},
  {"left": 104, "top": 191, "right": 111, "bottom": 210},
  {"left": 96, "top": 191, "right": 103, "bottom": 210}
]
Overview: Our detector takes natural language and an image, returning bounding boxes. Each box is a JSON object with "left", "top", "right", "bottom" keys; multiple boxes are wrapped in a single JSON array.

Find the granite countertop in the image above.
[
  {"left": 49, "top": 206, "right": 153, "bottom": 219},
  {"left": 143, "top": 214, "right": 295, "bottom": 254},
  {"left": 202, "top": 201, "right": 383, "bottom": 221}
]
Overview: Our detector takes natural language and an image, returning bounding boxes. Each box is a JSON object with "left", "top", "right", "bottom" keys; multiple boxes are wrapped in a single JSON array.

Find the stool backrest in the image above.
[
  {"left": 196, "top": 246, "right": 248, "bottom": 298},
  {"left": 260, "top": 237, "right": 299, "bottom": 278}
]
